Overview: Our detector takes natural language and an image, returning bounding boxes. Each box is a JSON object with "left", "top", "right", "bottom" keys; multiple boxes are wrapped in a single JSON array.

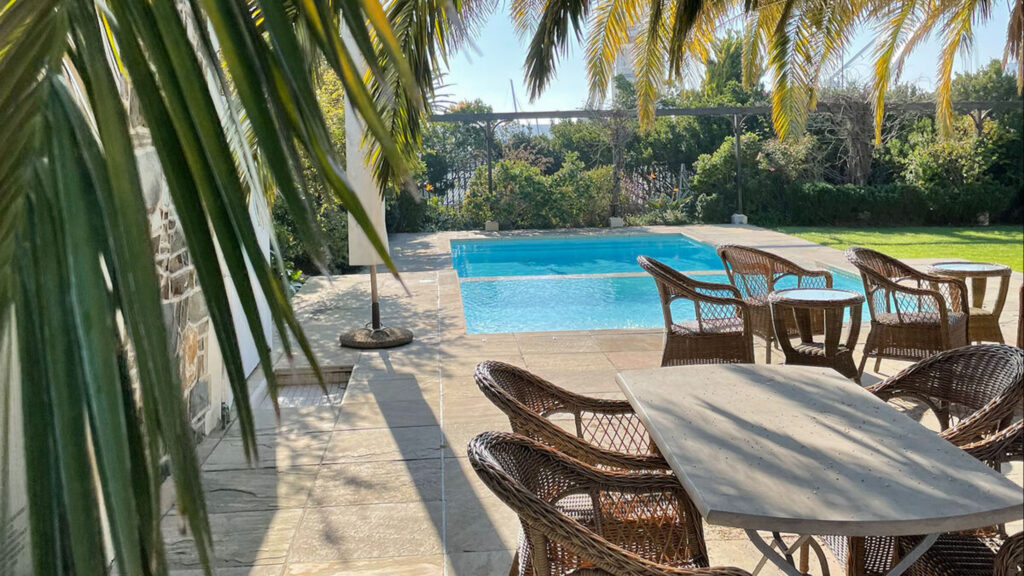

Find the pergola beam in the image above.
[{"left": 428, "top": 101, "right": 1021, "bottom": 123}]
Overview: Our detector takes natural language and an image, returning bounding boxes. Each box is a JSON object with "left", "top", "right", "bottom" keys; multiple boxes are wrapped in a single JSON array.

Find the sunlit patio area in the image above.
[{"left": 158, "top": 225, "right": 1024, "bottom": 576}]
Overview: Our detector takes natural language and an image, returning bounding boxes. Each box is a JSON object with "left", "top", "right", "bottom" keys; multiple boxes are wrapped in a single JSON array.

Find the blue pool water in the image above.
[
  {"left": 451, "top": 235, "right": 722, "bottom": 277},
  {"left": 454, "top": 235, "right": 866, "bottom": 333}
]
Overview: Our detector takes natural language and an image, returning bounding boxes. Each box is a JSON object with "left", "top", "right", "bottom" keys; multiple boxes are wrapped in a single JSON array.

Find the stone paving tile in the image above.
[
  {"left": 226, "top": 406, "right": 340, "bottom": 437},
  {"left": 322, "top": 426, "right": 442, "bottom": 464},
  {"left": 307, "top": 459, "right": 442, "bottom": 507},
  {"left": 517, "top": 369, "right": 623, "bottom": 395},
  {"left": 203, "top": 432, "right": 331, "bottom": 471},
  {"left": 443, "top": 450, "right": 495, "bottom": 499},
  {"left": 442, "top": 419, "right": 512, "bottom": 459},
  {"left": 440, "top": 355, "right": 524, "bottom": 379},
  {"left": 440, "top": 333, "right": 521, "bottom": 357},
  {"left": 445, "top": 550, "right": 517, "bottom": 576},
  {"left": 333, "top": 398, "right": 441, "bottom": 431},
  {"left": 163, "top": 509, "right": 303, "bottom": 569},
  {"left": 342, "top": 374, "right": 441, "bottom": 404},
  {"left": 522, "top": 352, "right": 616, "bottom": 372},
  {"left": 171, "top": 566, "right": 283, "bottom": 576},
  {"left": 515, "top": 333, "right": 601, "bottom": 354},
  {"left": 604, "top": 350, "right": 663, "bottom": 370},
  {"left": 445, "top": 493, "right": 521, "bottom": 554},
  {"left": 284, "top": 556, "right": 444, "bottom": 575},
  {"left": 441, "top": 394, "right": 509, "bottom": 424},
  {"left": 198, "top": 467, "right": 318, "bottom": 514},
  {"left": 440, "top": 374, "right": 488, "bottom": 398},
  {"left": 289, "top": 502, "right": 444, "bottom": 562},
  {"left": 593, "top": 331, "right": 664, "bottom": 352}
]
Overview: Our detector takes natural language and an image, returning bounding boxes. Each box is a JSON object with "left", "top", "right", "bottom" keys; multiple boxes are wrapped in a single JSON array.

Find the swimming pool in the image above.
[
  {"left": 453, "top": 235, "right": 864, "bottom": 333},
  {"left": 451, "top": 234, "right": 722, "bottom": 277}
]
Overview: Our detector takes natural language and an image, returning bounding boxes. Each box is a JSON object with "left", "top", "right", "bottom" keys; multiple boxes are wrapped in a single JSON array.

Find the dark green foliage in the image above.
[{"left": 462, "top": 154, "right": 612, "bottom": 229}]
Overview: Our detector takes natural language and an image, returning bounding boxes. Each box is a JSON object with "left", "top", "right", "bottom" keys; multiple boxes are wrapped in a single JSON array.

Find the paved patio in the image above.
[{"left": 161, "top": 225, "right": 1023, "bottom": 576}]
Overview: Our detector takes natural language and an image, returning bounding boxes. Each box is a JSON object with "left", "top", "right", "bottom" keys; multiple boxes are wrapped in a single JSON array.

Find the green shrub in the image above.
[
  {"left": 625, "top": 196, "right": 692, "bottom": 226},
  {"left": 786, "top": 182, "right": 925, "bottom": 226},
  {"left": 463, "top": 160, "right": 549, "bottom": 229},
  {"left": 691, "top": 134, "right": 818, "bottom": 225},
  {"left": 462, "top": 154, "right": 613, "bottom": 229}
]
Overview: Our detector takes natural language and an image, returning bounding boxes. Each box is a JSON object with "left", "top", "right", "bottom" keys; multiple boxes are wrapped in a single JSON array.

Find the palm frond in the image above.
[
  {"left": 935, "top": 0, "right": 988, "bottom": 134},
  {"left": 632, "top": 0, "right": 670, "bottom": 126},
  {"left": 524, "top": 0, "right": 590, "bottom": 100},
  {"left": 1, "top": 1, "right": 417, "bottom": 575},
  {"left": 869, "top": 0, "right": 923, "bottom": 143},
  {"left": 585, "top": 0, "right": 642, "bottom": 106},
  {"left": 1005, "top": 0, "right": 1022, "bottom": 93}
]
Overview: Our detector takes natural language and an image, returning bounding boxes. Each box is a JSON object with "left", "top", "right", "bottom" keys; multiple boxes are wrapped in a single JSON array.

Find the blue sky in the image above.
[{"left": 441, "top": 6, "right": 1014, "bottom": 112}]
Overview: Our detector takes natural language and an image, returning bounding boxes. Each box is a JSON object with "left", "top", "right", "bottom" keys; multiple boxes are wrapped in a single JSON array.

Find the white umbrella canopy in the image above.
[{"left": 344, "top": 80, "right": 389, "bottom": 266}]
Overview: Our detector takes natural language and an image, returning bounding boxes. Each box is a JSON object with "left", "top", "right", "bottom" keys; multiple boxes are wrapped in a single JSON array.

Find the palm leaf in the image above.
[
  {"left": 1007, "top": 0, "right": 1023, "bottom": 93},
  {"left": 585, "top": 0, "right": 642, "bottom": 106},
  {"left": 523, "top": 0, "right": 591, "bottom": 99},
  {"left": 1, "top": 1, "right": 419, "bottom": 575}
]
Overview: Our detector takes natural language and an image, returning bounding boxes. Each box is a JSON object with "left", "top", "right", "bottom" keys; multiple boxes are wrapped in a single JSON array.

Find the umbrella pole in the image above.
[
  {"left": 370, "top": 265, "right": 381, "bottom": 330},
  {"left": 338, "top": 264, "right": 413, "bottom": 349}
]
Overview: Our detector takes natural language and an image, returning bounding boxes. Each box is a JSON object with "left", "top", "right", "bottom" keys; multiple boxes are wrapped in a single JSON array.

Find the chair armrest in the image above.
[
  {"left": 793, "top": 267, "right": 834, "bottom": 287},
  {"left": 863, "top": 274, "right": 958, "bottom": 318},
  {"left": 512, "top": 405, "right": 671, "bottom": 472},
  {"left": 994, "top": 532, "right": 1022, "bottom": 576},
  {"left": 950, "top": 420, "right": 1024, "bottom": 466},
  {"left": 686, "top": 276, "right": 743, "bottom": 300}
]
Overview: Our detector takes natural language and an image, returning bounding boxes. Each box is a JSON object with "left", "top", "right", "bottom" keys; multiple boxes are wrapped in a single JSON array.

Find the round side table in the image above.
[
  {"left": 769, "top": 288, "right": 865, "bottom": 382},
  {"left": 928, "top": 261, "right": 1011, "bottom": 344}
]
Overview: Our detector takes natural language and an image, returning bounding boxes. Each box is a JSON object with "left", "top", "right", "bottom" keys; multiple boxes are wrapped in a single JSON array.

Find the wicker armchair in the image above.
[
  {"left": 1017, "top": 285, "right": 1023, "bottom": 349},
  {"left": 717, "top": 245, "right": 833, "bottom": 362},
  {"left": 468, "top": 431, "right": 752, "bottom": 576},
  {"left": 893, "top": 423, "right": 1023, "bottom": 576},
  {"left": 845, "top": 247, "right": 969, "bottom": 374},
  {"left": 867, "top": 344, "right": 1023, "bottom": 440},
  {"left": 475, "top": 360, "right": 668, "bottom": 472},
  {"left": 637, "top": 256, "right": 754, "bottom": 366},
  {"left": 821, "top": 346, "right": 1023, "bottom": 576}
]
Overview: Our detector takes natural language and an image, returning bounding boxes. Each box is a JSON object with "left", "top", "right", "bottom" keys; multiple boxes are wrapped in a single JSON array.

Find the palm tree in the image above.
[
  {"left": 517, "top": 0, "right": 1022, "bottom": 140},
  {"left": 0, "top": 0, "right": 455, "bottom": 573}
]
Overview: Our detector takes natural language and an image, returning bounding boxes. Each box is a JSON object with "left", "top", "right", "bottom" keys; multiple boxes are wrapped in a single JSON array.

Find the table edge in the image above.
[{"left": 615, "top": 366, "right": 1024, "bottom": 536}]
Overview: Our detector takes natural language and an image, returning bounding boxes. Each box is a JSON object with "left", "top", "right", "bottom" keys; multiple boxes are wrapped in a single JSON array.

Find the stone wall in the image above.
[{"left": 138, "top": 139, "right": 226, "bottom": 440}]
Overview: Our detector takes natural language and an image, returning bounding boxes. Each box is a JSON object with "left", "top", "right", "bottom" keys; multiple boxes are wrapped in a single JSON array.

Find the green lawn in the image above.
[{"left": 777, "top": 226, "right": 1024, "bottom": 271}]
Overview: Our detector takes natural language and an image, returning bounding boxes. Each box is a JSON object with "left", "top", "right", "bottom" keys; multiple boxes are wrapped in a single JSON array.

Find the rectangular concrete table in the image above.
[{"left": 616, "top": 364, "right": 1023, "bottom": 576}]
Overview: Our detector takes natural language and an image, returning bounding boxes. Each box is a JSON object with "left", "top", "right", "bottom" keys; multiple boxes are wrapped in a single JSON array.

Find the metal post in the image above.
[
  {"left": 610, "top": 114, "right": 623, "bottom": 218},
  {"left": 485, "top": 120, "right": 493, "bottom": 196},
  {"left": 733, "top": 114, "right": 743, "bottom": 215},
  {"left": 369, "top": 265, "right": 380, "bottom": 330}
]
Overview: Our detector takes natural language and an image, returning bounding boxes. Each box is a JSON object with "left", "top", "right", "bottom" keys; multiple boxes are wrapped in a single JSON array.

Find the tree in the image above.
[{"left": 0, "top": 1, "right": 443, "bottom": 574}]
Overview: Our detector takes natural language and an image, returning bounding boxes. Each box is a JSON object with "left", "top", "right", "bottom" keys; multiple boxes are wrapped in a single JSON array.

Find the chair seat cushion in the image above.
[
  {"left": 671, "top": 317, "right": 745, "bottom": 335},
  {"left": 875, "top": 312, "right": 965, "bottom": 326}
]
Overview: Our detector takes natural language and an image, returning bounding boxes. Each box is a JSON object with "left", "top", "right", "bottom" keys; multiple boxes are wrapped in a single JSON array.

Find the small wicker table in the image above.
[
  {"left": 769, "top": 288, "right": 865, "bottom": 382},
  {"left": 928, "top": 261, "right": 1012, "bottom": 344}
]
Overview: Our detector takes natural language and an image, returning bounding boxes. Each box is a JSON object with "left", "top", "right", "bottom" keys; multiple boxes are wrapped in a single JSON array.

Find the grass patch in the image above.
[{"left": 778, "top": 226, "right": 1023, "bottom": 271}]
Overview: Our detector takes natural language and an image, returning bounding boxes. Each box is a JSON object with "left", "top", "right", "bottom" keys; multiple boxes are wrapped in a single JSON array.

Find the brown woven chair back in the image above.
[
  {"left": 637, "top": 256, "right": 754, "bottom": 365},
  {"left": 717, "top": 244, "right": 832, "bottom": 300},
  {"left": 1018, "top": 285, "right": 1023, "bottom": 349},
  {"left": 474, "top": 361, "right": 666, "bottom": 471},
  {"left": 845, "top": 246, "right": 969, "bottom": 322},
  {"left": 468, "top": 431, "right": 744, "bottom": 576},
  {"left": 869, "top": 344, "right": 1023, "bottom": 438},
  {"left": 715, "top": 245, "right": 833, "bottom": 362},
  {"left": 637, "top": 256, "right": 746, "bottom": 331}
]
